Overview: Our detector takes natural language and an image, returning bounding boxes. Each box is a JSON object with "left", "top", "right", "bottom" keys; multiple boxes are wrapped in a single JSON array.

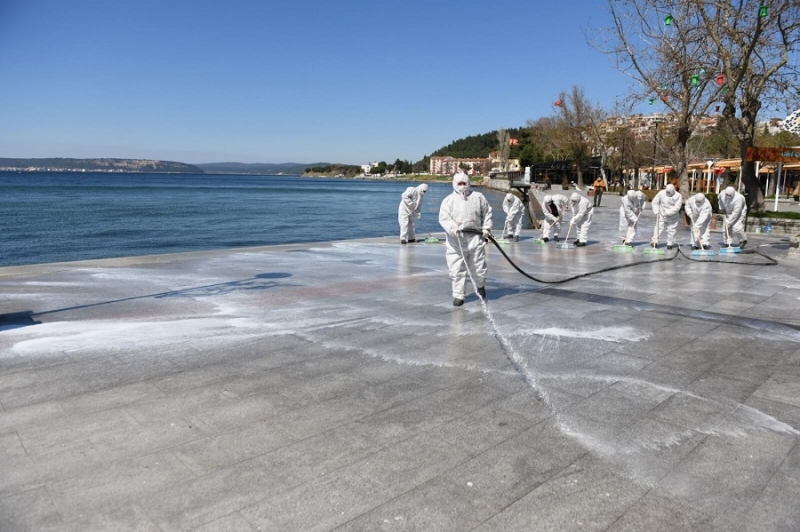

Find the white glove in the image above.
[
  {"left": 482, "top": 229, "right": 491, "bottom": 240},
  {"left": 416, "top": 212, "right": 421, "bottom": 219}
]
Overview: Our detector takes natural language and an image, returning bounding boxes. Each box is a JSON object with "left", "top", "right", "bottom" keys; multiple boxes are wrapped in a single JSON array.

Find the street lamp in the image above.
[
  {"left": 705, "top": 160, "right": 714, "bottom": 194},
  {"left": 652, "top": 120, "right": 660, "bottom": 189}
]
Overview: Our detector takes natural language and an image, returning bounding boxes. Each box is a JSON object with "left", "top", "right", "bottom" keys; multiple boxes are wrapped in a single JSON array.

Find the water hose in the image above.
[
  {"left": 484, "top": 232, "right": 679, "bottom": 284},
  {"left": 476, "top": 229, "right": 779, "bottom": 285}
]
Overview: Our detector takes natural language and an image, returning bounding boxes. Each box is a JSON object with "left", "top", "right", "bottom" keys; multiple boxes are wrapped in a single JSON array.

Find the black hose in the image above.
[
  {"left": 473, "top": 232, "right": 779, "bottom": 284},
  {"left": 484, "top": 233, "right": 680, "bottom": 284}
]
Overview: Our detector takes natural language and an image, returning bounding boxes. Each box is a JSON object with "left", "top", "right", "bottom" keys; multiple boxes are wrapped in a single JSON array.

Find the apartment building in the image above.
[{"left": 429, "top": 156, "right": 490, "bottom": 176}]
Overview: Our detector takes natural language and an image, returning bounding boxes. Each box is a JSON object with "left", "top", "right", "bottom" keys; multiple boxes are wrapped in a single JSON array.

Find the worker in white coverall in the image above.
[
  {"left": 569, "top": 193, "right": 593, "bottom": 247},
  {"left": 718, "top": 186, "right": 748, "bottom": 247},
  {"left": 398, "top": 183, "right": 428, "bottom": 244},
  {"left": 685, "top": 193, "right": 712, "bottom": 250},
  {"left": 439, "top": 171, "right": 493, "bottom": 307},
  {"left": 541, "top": 194, "right": 569, "bottom": 242},
  {"left": 501, "top": 193, "right": 524, "bottom": 241},
  {"left": 651, "top": 184, "right": 683, "bottom": 250},
  {"left": 636, "top": 191, "right": 647, "bottom": 212},
  {"left": 618, "top": 190, "right": 641, "bottom": 246}
]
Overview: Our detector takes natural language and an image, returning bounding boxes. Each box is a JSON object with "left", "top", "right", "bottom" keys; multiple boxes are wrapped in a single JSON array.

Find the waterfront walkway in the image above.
[{"left": 2, "top": 193, "right": 800, "bottom": 531}]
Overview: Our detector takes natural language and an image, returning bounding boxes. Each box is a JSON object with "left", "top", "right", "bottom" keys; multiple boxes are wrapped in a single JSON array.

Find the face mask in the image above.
[{"left": 456, "top": 184, "right": 468, "bottom": 194}]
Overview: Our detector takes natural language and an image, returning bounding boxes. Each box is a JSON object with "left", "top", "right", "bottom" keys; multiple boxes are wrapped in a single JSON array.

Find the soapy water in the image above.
[
  {"left": 447, "top": 234, "right": 799, "bottom": 485},
  {"left": 3, "top": 242, "right": 799, "bottom": 491}
]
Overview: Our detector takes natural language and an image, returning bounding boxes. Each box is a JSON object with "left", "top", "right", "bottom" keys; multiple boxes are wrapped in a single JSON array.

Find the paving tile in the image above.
[
  {"left": 0, "top": 486, "right": 63, "bottom": 531},
  {"left": 1, "top": 211, "right": 799, "bottom": 530},
  {"left": 752, "top": 373, "right": 800, "bottom": 408},
  {"left": 471, "top": 453, "right": 648, "bottom": 532},
  {"left": 48, "top": 450, "right": 196, "bottom": 522}
]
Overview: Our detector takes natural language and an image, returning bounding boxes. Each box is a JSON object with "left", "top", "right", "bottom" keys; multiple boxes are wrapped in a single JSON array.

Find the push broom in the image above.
[
  {"left": 417, "top": 216, "right": 441, "bottom": 243},
  {"left": 556, "top": 221, "right": 576, "bottom": 249},
  {"left": 689, "top": 214, "right": 714, "bottom": 256},
  {"left": 718, "top": 215, "right": 741, "bottom": 254},
  {"left": 642, "top": 213, "right": 665, "bottom": 255},
  {"left": 613, "top": 211, "right": 640, "bottom": 253},
  {"left": 494, "top": 220, "right": 511, "bottom": 245}
]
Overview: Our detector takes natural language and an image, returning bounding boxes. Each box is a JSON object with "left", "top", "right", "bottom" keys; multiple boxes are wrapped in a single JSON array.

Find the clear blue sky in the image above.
[{"left": 0, "top": 0, "right": 634, "bottom": 165}]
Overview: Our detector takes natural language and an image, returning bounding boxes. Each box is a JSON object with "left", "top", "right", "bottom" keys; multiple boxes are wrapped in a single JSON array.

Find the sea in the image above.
[{"left": 0, "top": 172, "right": 522, "bottom": 267}]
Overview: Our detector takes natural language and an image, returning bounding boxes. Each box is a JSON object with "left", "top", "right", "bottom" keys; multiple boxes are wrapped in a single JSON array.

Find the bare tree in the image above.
[
  {"left": 549, "top": 86, "right": 605, "bottom": 188},
  {"left": 694, "top": 0, "right": 800, "bottom": 210},
  {"left": 600, "top": 0, "right": 724, "bottom": 198}
]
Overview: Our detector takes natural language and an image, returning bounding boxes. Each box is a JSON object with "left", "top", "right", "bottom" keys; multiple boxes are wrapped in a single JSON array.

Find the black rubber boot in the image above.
[
  {"left": 477, "top": 286, "right": 486, "bottom": 299},
  {"left": 453, "top": 298, "right": 464, "bottom": 307}
]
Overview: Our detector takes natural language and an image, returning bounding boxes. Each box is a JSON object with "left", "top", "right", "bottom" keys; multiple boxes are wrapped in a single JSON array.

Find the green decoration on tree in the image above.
[
  {"left": 664, "top": 15, "right": 673, "bottom": 25},
  {"left": 759, "top": 3, "right": 768, "bottom": 18},
  {"left": 691, "top": 75, "right": 699, "bottom": 86}
]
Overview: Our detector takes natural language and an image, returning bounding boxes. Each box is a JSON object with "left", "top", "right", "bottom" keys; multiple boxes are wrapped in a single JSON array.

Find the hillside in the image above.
[
  {"left": 0, "top": 158, "right": 203, "bottom": 174},
  {"left": 198, "top": 162, "right": 329, "bottom": 175}
]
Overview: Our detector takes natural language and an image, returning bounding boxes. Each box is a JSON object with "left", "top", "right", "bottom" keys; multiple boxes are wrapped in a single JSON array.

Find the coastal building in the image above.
[
  {"left": 429, "top": 156, "right": 490, "bottom": 176},
  {"left": 361, "top": 162, "right": 379, "bottom": 174}
]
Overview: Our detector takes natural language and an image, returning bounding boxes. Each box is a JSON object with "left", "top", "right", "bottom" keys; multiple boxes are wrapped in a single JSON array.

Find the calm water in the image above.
[{"left": 0, "top": 173, "right": 517, "bottom": 267}]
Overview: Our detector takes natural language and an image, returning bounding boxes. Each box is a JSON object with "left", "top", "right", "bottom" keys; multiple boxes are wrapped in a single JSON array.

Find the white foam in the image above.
[{"left": 517, "top": 326, "right": 650, "bottom": 343}]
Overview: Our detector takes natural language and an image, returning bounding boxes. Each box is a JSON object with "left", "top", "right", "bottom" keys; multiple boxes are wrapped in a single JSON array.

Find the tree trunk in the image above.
[
  {"left": 576, "top": 167, "right": 584, "bottom": 189},
  {"left": 740, "top": 149, "right": 765, "bottom": 211}
]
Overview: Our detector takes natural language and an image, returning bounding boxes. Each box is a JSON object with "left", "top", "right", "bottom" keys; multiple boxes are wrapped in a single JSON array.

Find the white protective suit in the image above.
[
  {"left": 439, "top": 172, "right": 493, "bottom": 302},
  {"left": 569, "top": 193, "right": 593, "bottom": 245},
  {"left": 541, "top": 194, "right": 569, "bottom": 241},
  {"left": 502, "top": 193, "right": 524, "bottom": 240},
  {"left": 618, "top": 190, "right": 641, "bottom": 245},
  {"left": 651, "top": 184, "right": 683, "bottom": 248},
  {"left": 636, "top": 191, "right": 647, "bottom": 213},
  {"left": 718, "top": 186, "right": 748, "bottom": 246},
  {"left": 685, "top": 193, "right": 713, "bottom": 248},
  {"left": 398, "top": 183, "right": 428, "bottom": 243}
]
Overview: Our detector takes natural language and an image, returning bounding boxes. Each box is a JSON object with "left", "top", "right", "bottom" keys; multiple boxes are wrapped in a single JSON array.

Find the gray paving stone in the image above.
[
  {"left": 471, "top": 453, "right": 649, "bottom": 532},
  {"left": 0, "top": 487, "right": 63, "bottom": 531},
  {"left": 1, "top": 203, "right": 799, "bottom": 530}
]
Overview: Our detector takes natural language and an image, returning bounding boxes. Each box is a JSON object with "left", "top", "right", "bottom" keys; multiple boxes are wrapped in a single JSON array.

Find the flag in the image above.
[{"left": 509, "top": 138, "right": 519, "bottom": 146}]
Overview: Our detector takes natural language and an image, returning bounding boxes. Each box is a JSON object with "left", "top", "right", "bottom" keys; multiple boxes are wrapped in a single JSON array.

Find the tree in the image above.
[
  {"left": 496, "top": 129, "right": 511, "bottom": 171},
  {"left": 549, "top": 86, "right": 605, "bottom": 187},
  {"left": 601, "top": 0, "right": 725, "bottom": 198},
  {"left": 694, "top": 0, "right": 800, "bottom": 210}
]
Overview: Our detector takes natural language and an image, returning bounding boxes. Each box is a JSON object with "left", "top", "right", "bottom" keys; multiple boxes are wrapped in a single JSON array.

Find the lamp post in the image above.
[
  {"left": 652, "top": 122, "right": 659, "bottom": 189},
  {"left": 705, "top": 160, "right": 714, "bottom": 194}
]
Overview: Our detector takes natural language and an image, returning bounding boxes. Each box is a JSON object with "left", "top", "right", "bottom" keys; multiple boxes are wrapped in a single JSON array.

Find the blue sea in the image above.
[{"left": 0, "top": 173, "right": 521, "bottom": 267}]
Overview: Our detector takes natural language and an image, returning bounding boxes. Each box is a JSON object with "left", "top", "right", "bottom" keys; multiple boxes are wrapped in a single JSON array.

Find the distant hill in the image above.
[
  {"left": 197, "top": 162, "right": 330, "bottom": 175},
  {"left": 0, "top": 158, "right": 203, "bottom": 174}
]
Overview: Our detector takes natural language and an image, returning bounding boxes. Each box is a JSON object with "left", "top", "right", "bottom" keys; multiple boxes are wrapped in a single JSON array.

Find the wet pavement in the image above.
[{"left": 1, "top": 192, "right": 799, "bottom": 531}]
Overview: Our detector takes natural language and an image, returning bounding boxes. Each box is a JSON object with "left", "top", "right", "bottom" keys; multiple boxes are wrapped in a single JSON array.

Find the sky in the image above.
[{"left": 0, "top": 0, "right": 636, "bottom": 165}]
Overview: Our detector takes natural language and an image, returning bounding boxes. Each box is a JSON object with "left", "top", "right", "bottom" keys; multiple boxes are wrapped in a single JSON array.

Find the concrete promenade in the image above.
[{"left": 1, "top": 193, "right": 800, "bottom": 531}]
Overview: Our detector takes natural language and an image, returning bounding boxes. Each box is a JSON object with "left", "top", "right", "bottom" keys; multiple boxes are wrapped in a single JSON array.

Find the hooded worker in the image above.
[
  {"left": 501, "top": 193, "right": 524, "bottom": 241},
  {"left": 398, "top": 183, "right": 428, "bottom": 244},
  {"left": 685, "top": 193, "right": 712, "bottom": 250},
  {"left": 718, "top": 186, "right": 748, "bottom": 247},
  {"left": 636, "top": 191, "right": 647, "bottom": 211},
  {"left": 541, "top": 194, "right": 569, "bottom": 242},
  {"left": 618, "top": 190, "right": 641, "bottom": 246},
  {"left": 569, "top": 192, "right": 593, "bottom": 247},
  {"left": 651, "top": 184, "right": 683, "bottom": 249},
  {"left": 439, "top": 171, "right": 492, "bottom": 306}
]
